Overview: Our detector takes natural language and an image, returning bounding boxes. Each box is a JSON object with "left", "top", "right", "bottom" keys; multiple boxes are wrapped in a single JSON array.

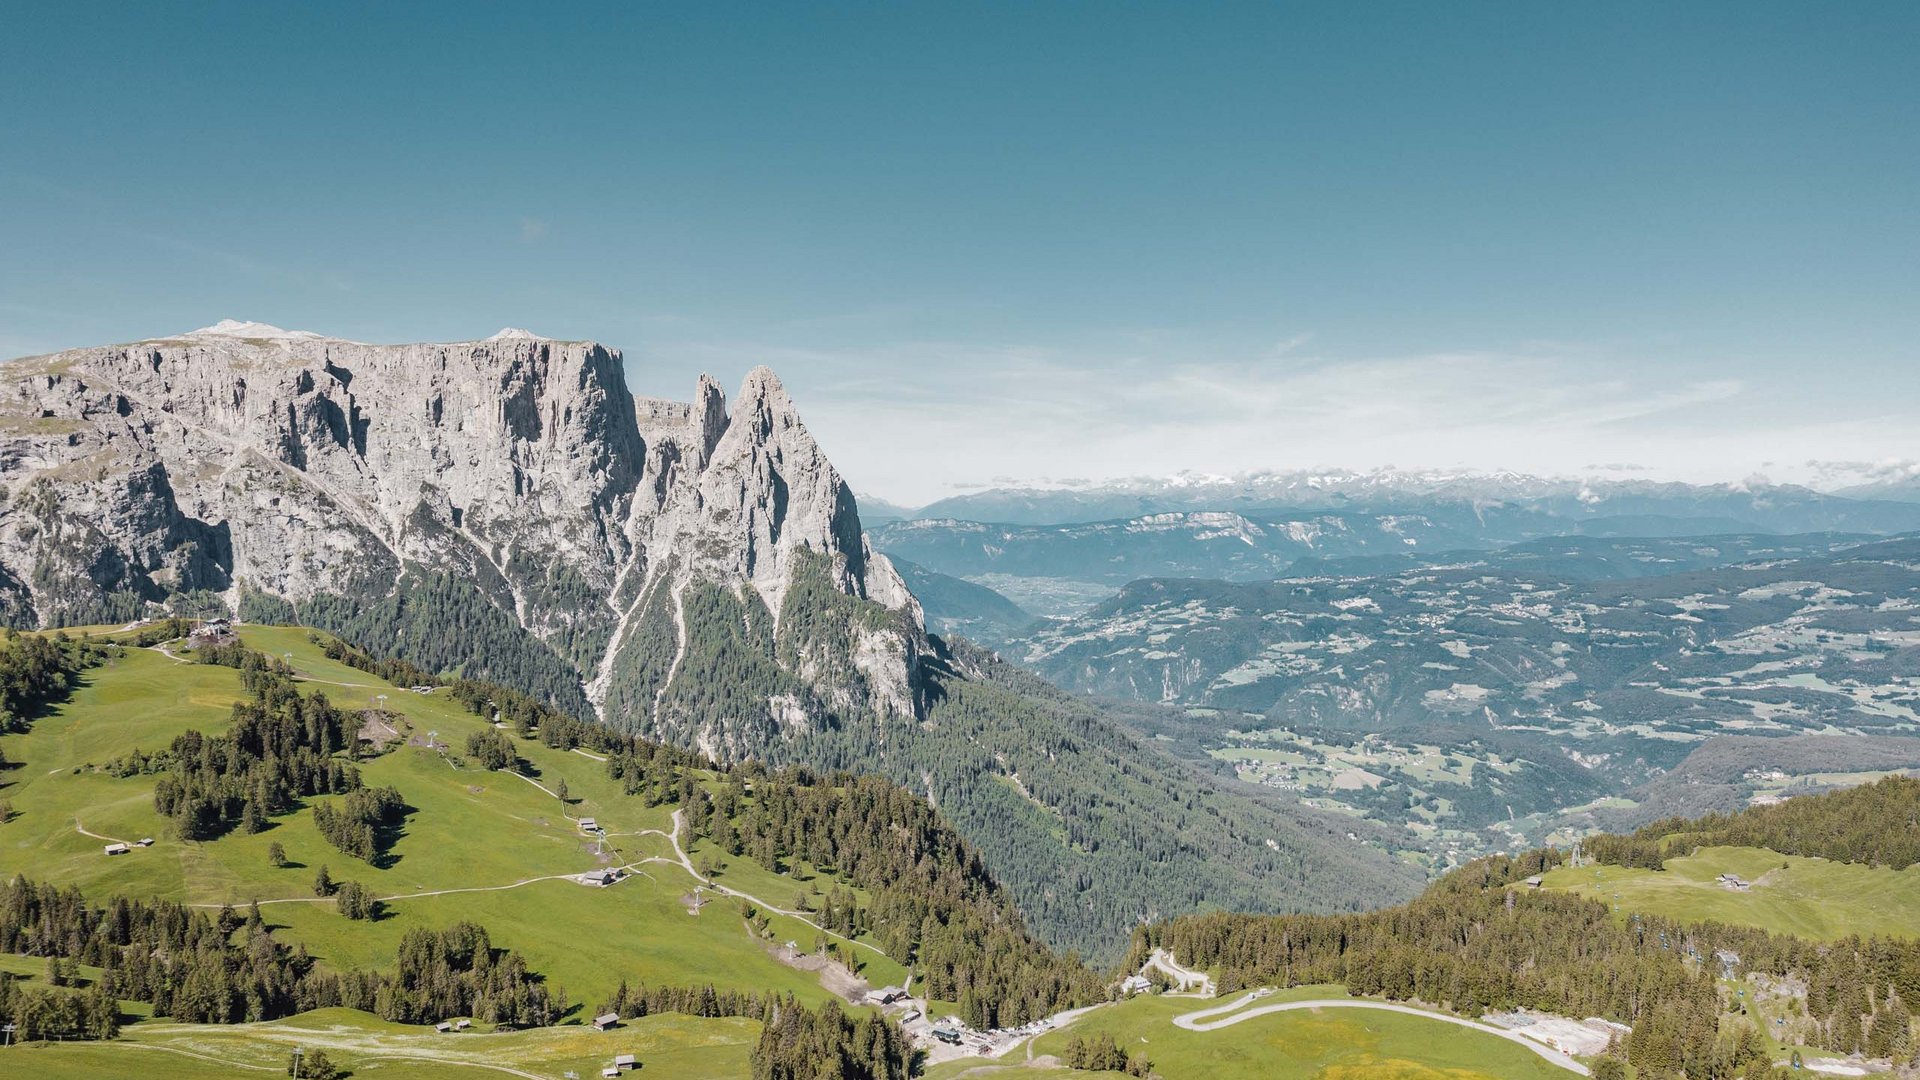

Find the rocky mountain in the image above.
[
  {"left": 0, "top": 321, "right": 920, "bottom": 747},
  {"left": 0, "top": 322, "right": 1422, "bottom": 958},
  {"left": 851, "top": 491, "right": 919, "bottom": 522}
]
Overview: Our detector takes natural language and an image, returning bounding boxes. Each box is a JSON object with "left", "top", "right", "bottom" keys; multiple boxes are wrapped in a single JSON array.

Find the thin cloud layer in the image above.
[{"left": 651, "top": 338, "right": 1912, "bottom": 505}]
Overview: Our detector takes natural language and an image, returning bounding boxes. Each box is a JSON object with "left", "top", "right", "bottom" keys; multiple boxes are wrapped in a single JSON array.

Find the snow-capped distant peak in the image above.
[
  {"left": 184, "top": 319, "right": 328, "bottom": 341},
  {"left": 487, "top": 327, "right": 540, "bottom": 341}
]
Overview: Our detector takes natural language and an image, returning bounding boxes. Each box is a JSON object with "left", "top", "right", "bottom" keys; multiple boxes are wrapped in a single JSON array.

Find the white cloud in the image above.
[{"left": 1804, "top": 457, "right": 1920, "bottom": 489}]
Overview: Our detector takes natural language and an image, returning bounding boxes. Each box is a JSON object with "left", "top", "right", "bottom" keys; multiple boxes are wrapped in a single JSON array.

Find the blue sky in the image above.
[{"left": 3, "top": 2, "right": 1915, "bottom": 502}]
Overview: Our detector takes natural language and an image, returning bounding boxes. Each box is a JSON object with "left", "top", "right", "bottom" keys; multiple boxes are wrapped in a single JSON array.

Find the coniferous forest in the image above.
[
  {"left": 1601, "top": 775, "right": 1920, "bottom": 871},
  {"left": 683, "top": 764, "right": 1106, "bottom": 1028}
]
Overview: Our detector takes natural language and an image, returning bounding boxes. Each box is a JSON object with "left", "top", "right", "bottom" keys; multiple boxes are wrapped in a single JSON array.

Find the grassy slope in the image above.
[
  {"left": 3, "top": 624, "right": 1630, "bottom": 1080},
  {"left": 0, "top": 1008, "right": 755, "bottom": 1079},
  {"left": 0, "top": 625, "right": 915, "bottom": 1073},
  {"left": 922, "top": 986, "right": 1579, "bottom": 1080},
  {"left": 1541, "top": 845, "right": 1920, "bottom": 940}
]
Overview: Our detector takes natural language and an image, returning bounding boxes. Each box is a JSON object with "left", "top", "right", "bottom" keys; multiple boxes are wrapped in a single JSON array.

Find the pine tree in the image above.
[
  {"left": 1875, "top": 989, "right": 1912, "bottom": 1064},
  {"left": 242, "top": 795, "right": 269, "bottom": 834}
]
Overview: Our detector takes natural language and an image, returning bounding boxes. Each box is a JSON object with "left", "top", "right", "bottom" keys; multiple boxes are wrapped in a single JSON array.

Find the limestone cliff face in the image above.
[{"left": 0, "top": 322, "right": 923, "bottom": 742}]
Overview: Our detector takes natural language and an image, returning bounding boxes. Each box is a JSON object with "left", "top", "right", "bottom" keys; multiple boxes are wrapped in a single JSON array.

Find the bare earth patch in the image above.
[{"left": 760, "top": 936, "right": 870, "bottom": 1003}]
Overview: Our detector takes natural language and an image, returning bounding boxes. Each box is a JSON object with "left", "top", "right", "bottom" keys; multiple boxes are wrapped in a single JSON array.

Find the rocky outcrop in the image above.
[{"left": 0, "top": 321, "right": 923, "bottom": 746}]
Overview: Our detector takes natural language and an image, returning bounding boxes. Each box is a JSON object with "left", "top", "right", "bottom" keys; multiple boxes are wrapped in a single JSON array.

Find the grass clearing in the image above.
[{"left": 1541, "top": 845, "right": 1920, "bottom": 940}]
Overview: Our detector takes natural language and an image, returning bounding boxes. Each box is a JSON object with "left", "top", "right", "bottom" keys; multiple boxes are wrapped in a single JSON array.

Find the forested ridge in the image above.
[
  {"left": 695, "top": 632, "right": 1425, "bottom": 962},
  {"left": 1140, "top": 778, "right": 1920, "bottom": 1076},
  {"left": 299, "top": 570, "right": 592, "bottom": 717},
  {"left": 1590, "top": 774, "right": 1920, "bottom": 872}
]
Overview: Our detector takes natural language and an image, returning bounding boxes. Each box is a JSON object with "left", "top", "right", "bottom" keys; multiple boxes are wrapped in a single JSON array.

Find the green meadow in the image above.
[
  {"left": 0, "top": 623, "right": 919, "bottom": 1073},
  {"left": 1542, "top": 845, "right": 1920, "bottom": 941}
]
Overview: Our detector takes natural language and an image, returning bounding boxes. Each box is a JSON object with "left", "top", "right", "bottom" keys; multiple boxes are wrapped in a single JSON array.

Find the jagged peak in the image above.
[
  {"left": 738, "top": 365, "right": 788, "bottom": 399},
  {"left": 694, "top": 374, "right": 729, "bottom": 465}
]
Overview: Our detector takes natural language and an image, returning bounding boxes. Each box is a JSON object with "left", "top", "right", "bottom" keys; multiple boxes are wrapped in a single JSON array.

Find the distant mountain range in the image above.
[
  {"left": 869, "top": 473, "right": 1920, "bottom": 628},
  {"left": 881, "top": 468, "right": 1920, "bottom": 530}
]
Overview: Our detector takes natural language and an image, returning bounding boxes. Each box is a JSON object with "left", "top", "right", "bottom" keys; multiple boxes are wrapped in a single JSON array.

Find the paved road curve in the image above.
[{"left": 1173, "top": 992, "right": 1590, "bottom": 1077}]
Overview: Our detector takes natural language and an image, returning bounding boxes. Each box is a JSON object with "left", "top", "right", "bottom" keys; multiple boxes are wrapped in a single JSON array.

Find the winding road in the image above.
[
  {"left": 1143, "top": 948, "right": 1214, "bottom": 995},
  {"left": 1172, "top": 992, "right": 1590, "bottom": 1076}
]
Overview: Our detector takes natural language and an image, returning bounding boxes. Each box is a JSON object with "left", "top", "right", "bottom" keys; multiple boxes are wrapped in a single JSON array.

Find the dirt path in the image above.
[
  {"left": 510, "top": 770, "right": 563, "bottom": 799},
  {"left": 113, "top": 1040, "right": 281, "bottom": 1071},
  {"left": 123, "top": 1029, "right": 554, "bottom": 1080},
  {"left": 665, "top": 809, "right": 889, "bottom": 960},
  {"left": 74, "top": 818, "right": 129, "bottom": 845},
  {"left": 187, "top": 858, "right": 675, "bottom": 909},
  {"left": 1171, "top": 994, "right": 1590, "bottom": 1075}
]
